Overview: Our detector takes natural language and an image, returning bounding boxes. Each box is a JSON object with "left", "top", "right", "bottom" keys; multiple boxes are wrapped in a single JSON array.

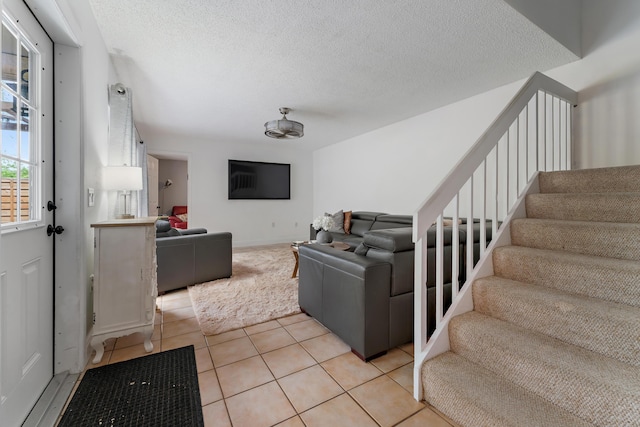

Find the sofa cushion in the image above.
[
  {"left": 364, "top": 227, "right": 414, "bottom": 252},
  {"left": 326, "top": 210, "right": 345, "bottom": 233},
  {"left": 344, "top": 211, "right": 352, "bottom": 234},
  {"left": 370, "top": 214, "right": 413, "bottom": 231},
  {"left": 349, "top": 218, "right": 374, "bottom": 237},
  {"left": 330, "top": 233, "right": 363, "bottom": 250},
  {"left": 179, "top": 227, "right": 207, "bottom": 236},
  {"left": 349, "top": 211, "right": 384, "bottom": 236}
]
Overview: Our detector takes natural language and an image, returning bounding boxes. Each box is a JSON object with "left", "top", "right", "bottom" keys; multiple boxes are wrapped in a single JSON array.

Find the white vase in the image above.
[{"left": 316, "top": 229, "right": 333, "bottom": 244}]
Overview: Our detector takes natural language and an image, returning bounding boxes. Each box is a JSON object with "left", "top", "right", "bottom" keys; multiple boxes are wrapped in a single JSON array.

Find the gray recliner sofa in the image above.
[
  {"left": 299, "top": 212, "right": 488, "bottom": 360},
  {"left": 155, "top": 221, "right": 232, "bottom": 293},
  {"left": 299, "top": 226, "right": 438, "bottom": 360}
]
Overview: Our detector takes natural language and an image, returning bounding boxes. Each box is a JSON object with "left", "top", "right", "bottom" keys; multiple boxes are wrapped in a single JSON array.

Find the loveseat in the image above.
[
  {"left": 155, "top": 220, "right": 232, "bottom": 293},
  {"left": 299, "top": 211, "right": 491, "bottom": 360}
]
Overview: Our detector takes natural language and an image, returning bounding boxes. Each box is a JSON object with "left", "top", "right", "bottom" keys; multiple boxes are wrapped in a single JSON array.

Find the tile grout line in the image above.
[
  {"left": 199, "top": 318, "right": 417, "bottom": 426},
  {"left": 84, "top": 294, "right": 427, "bottom": 427}
]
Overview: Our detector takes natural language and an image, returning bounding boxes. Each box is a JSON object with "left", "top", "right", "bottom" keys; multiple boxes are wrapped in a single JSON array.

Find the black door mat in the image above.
[{"left": 58, "top": 345, "right": 204, "bottom": 427}]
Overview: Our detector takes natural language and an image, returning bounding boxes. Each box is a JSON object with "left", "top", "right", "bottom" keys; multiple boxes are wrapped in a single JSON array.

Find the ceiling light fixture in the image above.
[{"left": 264, "top": 107, "right": 304, "bottom": 139}]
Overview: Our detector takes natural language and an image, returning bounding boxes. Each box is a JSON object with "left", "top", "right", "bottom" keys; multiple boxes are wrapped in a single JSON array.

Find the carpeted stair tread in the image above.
[
  {"left": 421, "top": 352, "right": 593, "bottom": 427},
  {"left": 473, "top": 276, "right": 640, "bottom": 366},
  {"left": 511, "top": 218, "right": 640, "bottom": 260},
  {"left": 539, "top": 165, "right": 640, "bottom": 193},
  {"left": 526, "top": 192, "right": 640, "bottom": 223},
  {"left": 449, "top": 312, "right": 640, "bottom": 426},
  {"left": 492, "top": 246, "right": 640, "bottom": 308}
]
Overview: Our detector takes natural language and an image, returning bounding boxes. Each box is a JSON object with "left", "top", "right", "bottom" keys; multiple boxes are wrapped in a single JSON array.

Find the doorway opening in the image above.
[{"left": 147, "top": 153, "right": 188, "bottom": 227}]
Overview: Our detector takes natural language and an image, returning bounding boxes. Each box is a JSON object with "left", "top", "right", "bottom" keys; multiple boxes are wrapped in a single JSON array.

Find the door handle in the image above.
[{"left": 47, "top": 224, "right": 64, "bottom": 236}]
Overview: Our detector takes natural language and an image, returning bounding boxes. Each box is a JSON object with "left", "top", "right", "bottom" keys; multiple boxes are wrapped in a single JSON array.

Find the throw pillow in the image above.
[
  {"left": 343, "top": 211, "right": 352, "bottom": 235},
  {"left": 177, "top": 213, "right": 188, "bottom": 222},
  {"left": 354, "top": 242, "right": 369, "bottom": 256},
  {"left": 325, "top": 210, "right": 345, "bottom": 233}
]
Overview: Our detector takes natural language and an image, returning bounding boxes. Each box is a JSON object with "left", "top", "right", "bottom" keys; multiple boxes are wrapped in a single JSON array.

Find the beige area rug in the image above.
[{"left": 188, "top": 243, "right": 300, "bottom": 336}]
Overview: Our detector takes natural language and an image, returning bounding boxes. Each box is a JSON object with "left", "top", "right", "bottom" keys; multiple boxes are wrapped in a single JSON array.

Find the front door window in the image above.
[{"left": 1, "top": 19, "right": 39, "bottom": 228}]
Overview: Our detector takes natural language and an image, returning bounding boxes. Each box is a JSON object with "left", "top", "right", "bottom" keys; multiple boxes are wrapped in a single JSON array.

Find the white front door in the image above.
[{"left": 0, "top": 0, "right": 54, "bottom": 425}]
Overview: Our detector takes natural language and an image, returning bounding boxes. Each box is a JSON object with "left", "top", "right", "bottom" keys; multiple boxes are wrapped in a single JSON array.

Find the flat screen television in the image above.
[{"left": 228, "top": 159, "right": 291, "bottom": 200}]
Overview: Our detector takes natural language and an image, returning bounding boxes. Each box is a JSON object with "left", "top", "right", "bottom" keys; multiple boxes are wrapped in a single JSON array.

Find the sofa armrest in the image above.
[
  {"left": 156, "top": 236, "right": 196, "bottom": 293},
  {"left": 363, "top": 227, "right": 413, "bottom": 251},
  {"left": 363, "top": 228, "right": 414, "bottom": 297},
  {"left": 298, "top": 244, "right": 391, "bottom": 359},
  {"left": 193, "top": 232, "right": 232, "bottom": 284}
]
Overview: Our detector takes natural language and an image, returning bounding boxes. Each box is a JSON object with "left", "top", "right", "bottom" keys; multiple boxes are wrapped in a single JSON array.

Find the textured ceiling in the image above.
[{"left": 88, "top": 0, "right": 579, "bottom": 151}]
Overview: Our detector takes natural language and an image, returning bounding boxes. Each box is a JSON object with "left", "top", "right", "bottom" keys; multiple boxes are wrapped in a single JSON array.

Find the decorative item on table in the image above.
[
  {"left": 292, "top": 240, "right": 306, "bottom": 248},
  {"left": 312, "top": 214, "right": 335, "bottom": 244},
  {"left": 102, "top": 166, "right": 144, "bottom": 219}
]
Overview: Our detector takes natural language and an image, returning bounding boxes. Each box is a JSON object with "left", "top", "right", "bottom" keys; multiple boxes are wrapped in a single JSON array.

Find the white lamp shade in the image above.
[{"left": 102, "top": 166, "right": 143, "bottom": 191}]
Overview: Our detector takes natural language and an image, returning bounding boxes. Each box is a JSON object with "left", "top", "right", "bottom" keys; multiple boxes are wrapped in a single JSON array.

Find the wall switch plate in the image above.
[{"left": 88, "top": 188, "right": 95, "bottom": 207}]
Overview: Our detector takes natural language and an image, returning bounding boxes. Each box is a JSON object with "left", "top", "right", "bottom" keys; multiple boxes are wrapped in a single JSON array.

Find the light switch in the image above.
[{"left": 88, "top": 188, "right": 95, "bottom": 207}]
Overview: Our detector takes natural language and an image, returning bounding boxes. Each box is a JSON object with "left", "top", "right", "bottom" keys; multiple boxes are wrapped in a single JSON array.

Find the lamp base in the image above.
[{"left": 116, "top": 214, "right": 135, "bottom": 219}]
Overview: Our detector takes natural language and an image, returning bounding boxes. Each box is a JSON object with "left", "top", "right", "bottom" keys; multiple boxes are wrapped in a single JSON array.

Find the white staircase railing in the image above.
[{"left": 412, "top": 72, "right": 578, "bottom": 400}]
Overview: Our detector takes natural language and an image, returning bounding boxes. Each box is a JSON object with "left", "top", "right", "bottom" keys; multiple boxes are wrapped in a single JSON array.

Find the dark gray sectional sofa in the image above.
[
  {"left": 310, "top": 211, "right": 413, "bottom": 249},
  {"left": 299, "top": 211, "right": 491, "bottom": 360},
  {"left": 155, "top": 220, "right": 232, "bottom": 293}
]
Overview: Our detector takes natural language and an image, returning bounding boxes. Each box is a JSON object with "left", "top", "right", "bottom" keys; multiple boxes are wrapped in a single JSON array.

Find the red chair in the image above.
[{"left": 168, "top": 205, "right": 188, "bottom": 229}]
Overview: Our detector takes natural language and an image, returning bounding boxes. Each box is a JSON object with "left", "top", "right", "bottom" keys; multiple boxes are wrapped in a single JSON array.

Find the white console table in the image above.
[{"left": 90, "top": 217, "right": 157, "bottom": 363}]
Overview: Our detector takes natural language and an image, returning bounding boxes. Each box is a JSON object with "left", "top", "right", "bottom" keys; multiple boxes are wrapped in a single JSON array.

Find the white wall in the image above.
[
  {"left": 314, "top": 0, "right": 640, "bottom": 215},
  {"left": 147, "top": 135, "right": 313, "bottom": 246},
  {"left": 313, "top": 82, "right": 520, "bottom": 215},
  {"left": 547, "top": 0, "right": 640, "bottom": 169},
  {"left": 49, "top": 0, "right": 115, "bottom": 374}
]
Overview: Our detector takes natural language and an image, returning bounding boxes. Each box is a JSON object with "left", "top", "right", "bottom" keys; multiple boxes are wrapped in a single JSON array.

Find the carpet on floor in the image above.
[
  {"left": 58, "top": 346, "right": 203, "bottom": 427},
  {"left": 188, "top": 243, "right": 300, "bottom": 335}
]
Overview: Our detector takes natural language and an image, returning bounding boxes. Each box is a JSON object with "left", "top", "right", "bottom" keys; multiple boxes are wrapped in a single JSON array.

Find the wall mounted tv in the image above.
[{"left": 228, "top": 159, "right": 291, "bottom": 200}]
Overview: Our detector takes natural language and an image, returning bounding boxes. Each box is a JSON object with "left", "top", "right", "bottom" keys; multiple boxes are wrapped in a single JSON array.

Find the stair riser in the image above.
[
  {"left": 422, "top": 352, "right": 592, "bottom": 427},
  {"left": 539, "top": 165, "right": 640, "bottom": 193},
  {"left": 526, "top": 193, "right": 640, "bottom": 223},
  {"left": 492, "top": 247, "right": 640, "bottom": 308},
  {"left": 473, "top": 277, "right": 640, "bottom": 367},
  {"left": 449, "top": 313, "right": 640, "bottom": 426},
  {"left": 511, "top": 219, "right": 640, "bottom": 261}
]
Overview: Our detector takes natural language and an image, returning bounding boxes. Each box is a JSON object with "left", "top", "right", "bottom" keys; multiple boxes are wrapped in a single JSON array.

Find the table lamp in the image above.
[{"left": 103, "top": 166, "right": 143, "bottom": 219}]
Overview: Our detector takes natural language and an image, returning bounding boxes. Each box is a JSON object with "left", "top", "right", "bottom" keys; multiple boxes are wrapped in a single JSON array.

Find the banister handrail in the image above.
[
  {"left": 412, "top": 71, "right": 577, "bottom": 401},
  {"left": 412, "top": 72, "right": 577, "bottom": 242}
]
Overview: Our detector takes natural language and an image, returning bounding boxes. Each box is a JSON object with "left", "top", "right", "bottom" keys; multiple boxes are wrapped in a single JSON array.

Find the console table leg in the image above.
[
  {"left": 90, "top": 337, "right": 104, "bottom": 364},
  {"left": 143, "top": 325, "right": 154, "bottom": 353}
]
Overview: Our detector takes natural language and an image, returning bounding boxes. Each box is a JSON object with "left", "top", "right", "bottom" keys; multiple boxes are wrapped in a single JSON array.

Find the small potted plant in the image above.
[{"left": 312, "top": 215, "right": 335, "bottom": 244}]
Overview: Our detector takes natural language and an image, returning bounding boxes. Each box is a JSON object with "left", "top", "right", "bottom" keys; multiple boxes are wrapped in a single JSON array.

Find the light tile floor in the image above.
[{"left": 60, "top": 289, "right": 457, "bottom": 427}]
